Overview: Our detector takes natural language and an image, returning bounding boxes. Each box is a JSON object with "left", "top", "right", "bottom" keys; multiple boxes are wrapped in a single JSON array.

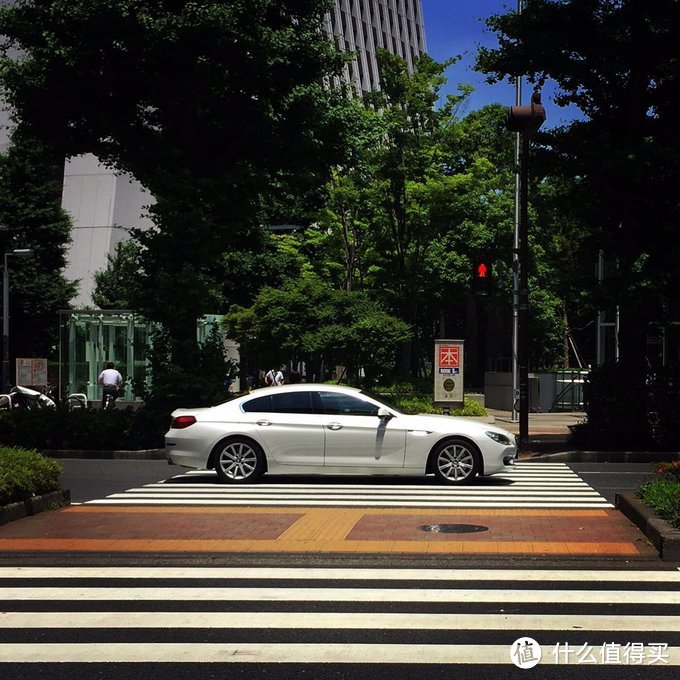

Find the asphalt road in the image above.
[
  {"left": 0, "top": 564, "right": 677, "bottom": 680},
  {"left": 57, "top": 458, "right": 660, "bottom": 504}
]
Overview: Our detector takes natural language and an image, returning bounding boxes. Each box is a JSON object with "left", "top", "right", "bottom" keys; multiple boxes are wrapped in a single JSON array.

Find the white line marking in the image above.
[
  {"left": 1, "top": 587, "right": 677, "bottom": 604},
  {"left": 84, "top": 498, "right": 613, "bottom": 508},
  {"left": 0, "top": 643, "right": 678, "bottom": 664},
  {"left": 0, "top": 567, "right": 677, "bottom": 581},
  {"left": 1, "top": 611, "right": 678, "bottom": 631}
]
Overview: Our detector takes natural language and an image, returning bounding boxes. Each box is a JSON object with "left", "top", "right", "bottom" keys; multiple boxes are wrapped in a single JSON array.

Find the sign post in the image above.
[{"left": 434, "top": 339, "right": 464, "bottom": 413}]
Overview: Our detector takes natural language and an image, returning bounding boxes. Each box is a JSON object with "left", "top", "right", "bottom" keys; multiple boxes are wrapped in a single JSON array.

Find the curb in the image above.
[
  {"left": 42, "top": 449, "right": 165, "bottom": 460},
  {"left": 0, "top": 489, "right": 71, "bottom": 527},
  {"left": 521, "top": 450, "right": 680, "bottom": 462},
  {"left": 616, "top": 492, "right": 680, "bottom": 562}
]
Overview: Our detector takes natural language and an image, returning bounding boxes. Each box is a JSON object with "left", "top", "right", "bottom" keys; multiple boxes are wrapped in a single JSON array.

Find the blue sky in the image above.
[{"left": 420, "top": 0, "right": 578, "bottom": 126}]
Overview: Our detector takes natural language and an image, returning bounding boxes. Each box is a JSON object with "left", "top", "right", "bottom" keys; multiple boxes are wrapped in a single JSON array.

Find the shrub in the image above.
[
  {"left": 0, "top": 406, "right": 169, "bottom": 451},
  {"left": 393, "top": 395, "right": 487, "bottom": 417},
  {"left": 571, "top": 363, "right": 680, "bottom": 450},
  {"left": 0, "top": 447, "right": 63, "bottom": 505}
]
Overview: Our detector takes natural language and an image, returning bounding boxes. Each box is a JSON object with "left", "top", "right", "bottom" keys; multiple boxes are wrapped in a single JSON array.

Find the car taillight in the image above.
[{"left": 171, "top": 415, "right": 197, "bottom": 429}]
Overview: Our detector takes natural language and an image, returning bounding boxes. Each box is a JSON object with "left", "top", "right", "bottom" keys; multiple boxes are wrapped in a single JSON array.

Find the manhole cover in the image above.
[{"left": 419, "top": 524, "right": 489, "bottom": 534}]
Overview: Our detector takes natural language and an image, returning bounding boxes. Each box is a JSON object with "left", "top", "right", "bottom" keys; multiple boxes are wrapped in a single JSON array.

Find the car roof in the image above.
[{"left": 244, "top": 383, "right": 361, "bottom": 396}]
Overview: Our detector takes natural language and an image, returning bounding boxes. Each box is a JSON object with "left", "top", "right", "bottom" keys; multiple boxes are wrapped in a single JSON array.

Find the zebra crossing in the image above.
[
  {"left": 0, "top": 566, "right": 678, "bottom": 669},
  {"left": 83, "top": 462, "right": 614, "bottom": 509}
]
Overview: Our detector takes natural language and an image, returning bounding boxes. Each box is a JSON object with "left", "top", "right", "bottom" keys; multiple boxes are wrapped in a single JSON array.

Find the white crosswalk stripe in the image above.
[
  {"left": 84, "top": 462, "right": 614, "bottom": 508},
  {"left": 0, "top": 566, "right": 677, "bottom": 667}
]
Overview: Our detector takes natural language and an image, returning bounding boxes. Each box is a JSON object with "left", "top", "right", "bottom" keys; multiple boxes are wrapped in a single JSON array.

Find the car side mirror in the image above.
[{"left": 377, "top": 407, "right": 393, "bottom": 420}]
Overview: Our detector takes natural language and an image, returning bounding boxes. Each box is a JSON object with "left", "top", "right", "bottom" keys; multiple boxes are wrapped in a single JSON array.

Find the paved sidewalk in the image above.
[
  {"left": 0, "top": 503, "right": 657, "bottom": 559},
  {"left": 487, "top": 408, "right": 585, "bottom": 434}
]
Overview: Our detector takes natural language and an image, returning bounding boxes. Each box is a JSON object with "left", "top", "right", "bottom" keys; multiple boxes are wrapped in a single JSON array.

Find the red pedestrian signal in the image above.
[{"left": 472, "top": 259, "right": 492, "bottom": 295}]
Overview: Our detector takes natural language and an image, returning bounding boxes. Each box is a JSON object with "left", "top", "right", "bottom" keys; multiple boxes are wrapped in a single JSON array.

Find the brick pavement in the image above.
[{"left": 0, "top": 504, "right": 657, "bottom": 558}]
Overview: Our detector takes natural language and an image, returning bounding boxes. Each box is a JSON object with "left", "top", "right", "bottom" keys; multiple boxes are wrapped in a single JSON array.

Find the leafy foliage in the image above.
[
  {"left": 477, "top": 0, "right": 680, "bottom": 361},
  {"left": 92, "top": 240, "right": 143, "bottom": 310},
  {"left": 224, "top": 275, "right": 411, "bottom": 385},
  {"left": 571, "top": 363, "right": 680, "bottom": 450},
  {"left": 0, "top": 0, "right": 359, "bottom": 404},
  {"left": 391, "top": 395, "right": 488, "bottom": 417},
  {"left": 637, "top": 464, "right": 680, "bottom": 531},
  {"left": 0, "top": 129, "right": 77, "bottom": 360},
  {"left": 0, "top": 406, "right": 168, "bottom": 451},
  {"left": 0, "top": 447, "right": 63, "bottom": 505}
]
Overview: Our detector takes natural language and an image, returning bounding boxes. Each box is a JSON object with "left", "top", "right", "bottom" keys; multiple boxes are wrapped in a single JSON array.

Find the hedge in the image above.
[
  {"left": 0, "top": 447, "right": 63, "bottom": 506},
  {"left": 0, "top": 406, "right": 169, "bottom": 451}
]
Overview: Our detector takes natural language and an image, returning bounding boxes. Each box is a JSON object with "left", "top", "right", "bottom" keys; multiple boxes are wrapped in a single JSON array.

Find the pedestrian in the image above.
[
  {"left": 288, "top": 366, "right": 302, "bottom": 384},
  {"left": 265, "top": 366, "right": 284, "bottom": 386},
  {"left": 98, "top": 361, "right": 123, "bottom": 408}
]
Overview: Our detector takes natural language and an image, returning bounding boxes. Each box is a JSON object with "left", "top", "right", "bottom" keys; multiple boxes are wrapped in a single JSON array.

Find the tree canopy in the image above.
[
  {"left": 0, "top": 0, "right": 360, "bottom": 401},
  {"left": 0, "top": 129, "right": 77, "bottom": 364},
  {"left": 477, "top": 0, "right": 680, "bottom": 362}
]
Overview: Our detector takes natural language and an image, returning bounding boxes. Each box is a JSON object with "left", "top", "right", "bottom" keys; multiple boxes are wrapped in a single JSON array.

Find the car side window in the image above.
[
  {"left": 318, "top": 391, "right": 379, "bottom": 416},
  {"left": 271, "top": 392, "right": 314, "bottom": 414},
  {"left": 242, "top": 395, "right": 272, "bottom": 413}
]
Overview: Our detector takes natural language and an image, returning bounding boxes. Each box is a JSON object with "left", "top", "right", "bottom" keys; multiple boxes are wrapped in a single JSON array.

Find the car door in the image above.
[
  {"left": 317, "top": 391, "right": 406, "bottom": 468},
  {"left": 239, "top": 392, "right": 324, "bottom": 467}
]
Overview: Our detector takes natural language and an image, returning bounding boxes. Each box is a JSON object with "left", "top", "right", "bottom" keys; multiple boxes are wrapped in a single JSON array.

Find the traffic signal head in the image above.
[
  {"left": 472, "top": 258, "right": 493, "bottom": 296},
  {"left": 506, "top": 92, "right": 546, "bottom": 135}
]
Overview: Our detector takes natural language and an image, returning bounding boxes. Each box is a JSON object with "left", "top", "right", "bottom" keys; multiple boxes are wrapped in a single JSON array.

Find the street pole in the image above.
[
  {"left": 2, "top": 248, "right": 33, "bottom": 392},
  {"left": 2, "top": 253, "right": 8, "bottom": 393},
  {"left": 511, "top": 2, "right": 523, "bottom": 423},
  {"left": 505, "top": 92, "right": 546, "bottom": 450},
  {"left": 518, "top": 133, "right": 530, "bottom": 447}
]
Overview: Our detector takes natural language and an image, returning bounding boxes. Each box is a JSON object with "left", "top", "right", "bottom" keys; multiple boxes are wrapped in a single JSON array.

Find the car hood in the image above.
[{"left": 397, "top": 412, "right": 511, "bottom": 437}]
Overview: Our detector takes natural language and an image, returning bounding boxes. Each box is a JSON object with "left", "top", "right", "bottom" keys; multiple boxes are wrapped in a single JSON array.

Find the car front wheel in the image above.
[
  {"left": 431, "top": 438, "right": 480, "bottom": 485},
  {"left": 213, "top": 437, "right": 265, "bottom": 483}
]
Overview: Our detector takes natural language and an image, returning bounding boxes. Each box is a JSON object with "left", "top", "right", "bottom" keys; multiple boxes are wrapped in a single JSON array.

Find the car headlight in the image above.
[{"left": 485, "top": 431, "right": 512, "bottom": 445}]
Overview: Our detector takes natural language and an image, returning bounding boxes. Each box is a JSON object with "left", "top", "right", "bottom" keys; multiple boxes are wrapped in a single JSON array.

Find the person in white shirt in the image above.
[
  {"left": 98, "top": 362, "right": 123, "bottom": 408},
  {"left": 265, "top": 366, "right": 285, "bottom": 386}
]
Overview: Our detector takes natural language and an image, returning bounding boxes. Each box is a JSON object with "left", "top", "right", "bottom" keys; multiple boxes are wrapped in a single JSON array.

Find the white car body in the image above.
[{"left": 165, "top": 384, "right": 517, "bottom": 485}]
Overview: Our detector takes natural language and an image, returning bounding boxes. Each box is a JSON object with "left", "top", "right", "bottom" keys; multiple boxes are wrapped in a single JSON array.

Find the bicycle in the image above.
[{"left": 102, "top": 387, "right": 119, "bottom": 411}]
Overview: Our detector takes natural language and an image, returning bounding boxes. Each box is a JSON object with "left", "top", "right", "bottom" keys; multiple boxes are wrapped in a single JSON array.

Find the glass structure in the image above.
[{"left": 58, "top": 310, "right": 151, "bottom": 403}]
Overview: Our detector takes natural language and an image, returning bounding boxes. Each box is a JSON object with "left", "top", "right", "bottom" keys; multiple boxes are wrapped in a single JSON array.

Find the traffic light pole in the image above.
[
  {"left": 505, "top": 91, "right": 546, "bottom": 451},
  {"left": 518, "top": 133, "right": 530, "bottom": 449}
]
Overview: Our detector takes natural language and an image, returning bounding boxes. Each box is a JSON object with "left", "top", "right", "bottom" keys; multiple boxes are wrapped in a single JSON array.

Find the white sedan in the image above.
[{"left": 165, "top": 384, "right": 517, "bottom": 485}]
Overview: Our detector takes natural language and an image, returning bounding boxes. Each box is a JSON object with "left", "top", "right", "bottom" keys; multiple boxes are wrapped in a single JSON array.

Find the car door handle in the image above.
[
  {"left": 256, "top": 419, "right": 272, "bottom": 427},
  {"left": 327, "top": 422, "right": 343, "bottom": 431}
]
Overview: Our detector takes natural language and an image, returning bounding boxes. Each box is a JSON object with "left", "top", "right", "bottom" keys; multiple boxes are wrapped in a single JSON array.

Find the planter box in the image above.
[
  {"left": 616, "top": 492, "right": 680, "bottom": 562},
  {"left": 0, "top": 489, "right": 70, "bottom": 527}
]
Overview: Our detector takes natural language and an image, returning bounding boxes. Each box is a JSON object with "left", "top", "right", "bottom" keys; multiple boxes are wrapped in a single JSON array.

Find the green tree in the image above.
[
  {"left": 0, "top": 129, "right": 76, "bottom": 365},
  {"left": 224, "top": 275, "right": 411, "bottom": 385},
  {"left": 0, "top": 0, "right": 357, "bottom": 403},
  {"left": 477, "top": 0, "right": 680, "bottom": 364},
  {"left": 92, "top": 240, "right": 142, "bottom": 310}
]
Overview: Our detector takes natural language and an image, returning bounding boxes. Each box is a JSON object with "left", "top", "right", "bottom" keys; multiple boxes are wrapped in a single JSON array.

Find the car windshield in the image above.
[{"left": 359, "top": 390, "right": 403, "bottom": 415}]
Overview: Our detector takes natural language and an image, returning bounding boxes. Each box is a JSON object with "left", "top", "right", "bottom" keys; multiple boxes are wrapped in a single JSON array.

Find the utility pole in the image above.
[{"left": 505, "top": 92, "right": 546, "bottom": 449}]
